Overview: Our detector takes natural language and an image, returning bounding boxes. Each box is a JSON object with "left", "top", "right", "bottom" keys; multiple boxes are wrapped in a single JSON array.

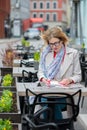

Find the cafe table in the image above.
[
  {"left": 14, "top": 49, "right": 26, "bottom": 55},
  {"left": 16, "top": 82, "right": 86, "bottom": 96},
  {"left": 13, "top": 67, "right": 37, "bottom": 77},
  {"left": 13, "top": 58, "right": 34, "bottom": 67}
]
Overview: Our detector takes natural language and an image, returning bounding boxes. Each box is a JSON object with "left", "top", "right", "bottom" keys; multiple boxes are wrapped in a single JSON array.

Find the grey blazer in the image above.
[{"left": 38, "top": 47, "right": 81, "bottom": 83}]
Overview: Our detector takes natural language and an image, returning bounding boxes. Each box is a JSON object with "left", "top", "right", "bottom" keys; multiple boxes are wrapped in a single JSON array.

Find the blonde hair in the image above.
[{"left": 41, "top": 26, "right": 69, "bottom": 45}]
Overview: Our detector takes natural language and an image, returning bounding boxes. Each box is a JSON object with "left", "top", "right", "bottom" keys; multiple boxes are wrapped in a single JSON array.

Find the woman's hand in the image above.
[
  {"left": 41, "top": 78, "right": 50, "bottom": 86},
  {"left": 59, "top": 78, "right": 73, "bottom": 86}
]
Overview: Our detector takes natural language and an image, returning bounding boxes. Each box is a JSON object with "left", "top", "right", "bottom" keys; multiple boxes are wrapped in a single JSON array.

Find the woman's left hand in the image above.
[{"left": 59, "top": 78, "right": 73, "bottom": 86}]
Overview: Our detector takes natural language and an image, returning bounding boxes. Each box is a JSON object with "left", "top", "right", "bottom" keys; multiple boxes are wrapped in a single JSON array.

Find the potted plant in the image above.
[
  {"left": 0, "top": 90, "right": 21, "bottom": 123},
  {"left": 2, "top": 74, "right": 13, "bottom": 87},
  {"left": 0, "top": 119, "right": 12, "bottom": 130},
  {"left": 0, "top": 44, "right": 18, "bottom": 76},
  {"left": 0, "top": 90, "right": 13, "bottom": 113},
  {"left": 0, "top": 119, "right": 21, "bottom": 130},
  {"left": 21, "top": 38, "right": 30, "bottom": 48},
  {"left": 0, "top": 74, "right": 16, "bottom": 91},
  {"left": 34, "top": 50, "right": 40, "bottom": 70},
  {"left": 0, "top": 44, "right": 16, "bottom": 67}
]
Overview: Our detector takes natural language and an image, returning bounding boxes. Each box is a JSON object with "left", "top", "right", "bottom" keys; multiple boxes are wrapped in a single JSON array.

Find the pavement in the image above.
[
  {"left": 0, "top": 38, "right": 87, "bottom": 130},
  {"left": 0, "top": 38, "right": 21, "bottom": 43}
]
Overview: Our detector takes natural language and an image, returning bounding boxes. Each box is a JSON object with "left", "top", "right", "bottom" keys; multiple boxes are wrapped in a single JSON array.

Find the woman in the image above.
[
  {"left": 38, "top": 26, "right": 81, "bottom": 86},
  {"left": 38, "top": 26, "right": 82, "bottom": 119}
]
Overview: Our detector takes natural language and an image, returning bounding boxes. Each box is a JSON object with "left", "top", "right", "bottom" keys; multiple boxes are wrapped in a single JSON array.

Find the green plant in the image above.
[
  {"left": 2, "top": 74, "right": 13, "bottom": 87},
  {"left": 82, "top": 42, "right": 85, "bottom": 49},
  {"left": 21, "top": 38, "right": 30, "bottom": 47},
  {"left": 0, "top": 90, "right": 13, "bottom": 112},
  {"left": 0, "top": 119, "right": 12, "bottom": 130},
  {"left": 34, "top": 51, "right": 40, "bottom": 62}
]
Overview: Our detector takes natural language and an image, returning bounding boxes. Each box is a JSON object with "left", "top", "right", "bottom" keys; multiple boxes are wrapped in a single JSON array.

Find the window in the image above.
[
  {"left": 40, "top": 14, "right": 43, "bottom": 18},
  {"left": 46, "top": 2, "right": 50, "bottom": 9},
  {"left": 40, "top": 2, "right": 43, "bottom": 9},
  {"left": 46, "top": 14, "right": 50, "bottom": 21},
  {"left": 33, "top": 14, "right": 37, "bottom": 18},
  {"left": 53, "top": 2, "right": 57, "bottom": 9},
  {"left": 53, "top": 13, "right": 57, "bottom": 21},
  {"left": 33, "top": 2, "right": 37, "bottom": 9}
]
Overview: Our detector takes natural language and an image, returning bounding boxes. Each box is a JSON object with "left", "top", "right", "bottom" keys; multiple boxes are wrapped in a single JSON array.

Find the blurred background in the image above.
[{"left": 0, "top": 0, "right": 87, "bottom": 47}]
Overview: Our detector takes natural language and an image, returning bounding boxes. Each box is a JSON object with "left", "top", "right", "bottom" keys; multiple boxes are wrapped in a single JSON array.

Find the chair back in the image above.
[
  {"left": 79, "top": 54, "right": 87, "bottom": 82},
  {"left": 22, "top": 70, "right": 38, "bottom": 82},
  {"left": 25, "top": 88, "right": 82, "bottom": 130}
]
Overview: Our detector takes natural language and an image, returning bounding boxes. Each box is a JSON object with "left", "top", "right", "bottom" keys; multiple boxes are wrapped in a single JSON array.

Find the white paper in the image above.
[
  {"left": 50, "top": 81, "right": 84, "bottom": 89},
  {"left": 55, "top": 83, "right": 84, "bottom": 89},
  {"left": 50, "top": 81, "right": 64, "bottom": 87}
]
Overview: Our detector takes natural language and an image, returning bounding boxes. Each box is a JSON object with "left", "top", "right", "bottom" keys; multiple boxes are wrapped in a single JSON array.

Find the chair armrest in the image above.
[
  {"left": 20, "top": 60, "right": 29, "bottom": 67},
  {"left": 33, "top": 106, "right": 52, "bottom": 121},
  {"left": 23, "top": 114, "right": 58, "bottom": 129},
  {"left": 80, "top": 61, "right": 87, "bottom": 68},
  {"left": 25, "top": 88, "right": 37, "bottom": 107},
  {"left": 72, "top": 89, "right": 82, "bottom": 119}
]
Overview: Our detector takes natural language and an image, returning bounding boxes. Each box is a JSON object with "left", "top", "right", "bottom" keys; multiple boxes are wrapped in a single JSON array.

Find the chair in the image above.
[
  {"left": 81, "top": 70, "right": 87, "bottom": 107},
  {"left": 16, "top": 45, "right": 24, "bottom": 50},
  {"left": 23, "top": 89, "right": 59, "bottom": 130},
  {"left": 19, "top": 70, "right": 38, "bottom": 114},
  {"left": 23, "top": 88, "right": 81, "bottom": 130},
  {"left": 20, "top": 60, "right": 34, "bottom": 67},
  {"left": 80, "top": 55, "right": 87, "bottom": 82},
  {"left": 79, "top": 54, "right": 87, "bottom": 107},
  {"left": 23, "top": 108, "right": 58, "bottom": 130},
  {"left": 22, "top": 70, "right": 38, "bottom": 82}
]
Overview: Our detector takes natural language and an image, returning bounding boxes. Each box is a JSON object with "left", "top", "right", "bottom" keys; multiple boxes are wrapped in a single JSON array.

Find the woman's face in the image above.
[{"left": 49, "top": 38, "right": 63, "bottom": 53}]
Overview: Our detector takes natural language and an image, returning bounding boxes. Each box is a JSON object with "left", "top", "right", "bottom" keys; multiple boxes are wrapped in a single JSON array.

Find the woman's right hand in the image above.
[{"left": 41, "top": 78, "right": 50, "bottom": 86}]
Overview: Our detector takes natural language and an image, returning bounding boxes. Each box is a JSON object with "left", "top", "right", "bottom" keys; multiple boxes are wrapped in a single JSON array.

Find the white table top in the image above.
[
  {"left": 14, "top": 50, "right": 26, "bottom": 54},
  {"left": 13, "top": 67, "right": 37, "bottom": 77},
  {"left": 13, "top": 59, "right": 34, "bottom": 67},
  {"left": 16, "top": 82, "right": 86, "bottom": 96},
  {"left": 13, "top": 59, "right": 34, "bottom": 64},
  {"left": 78, "top": 114, "right": 87, "bottom": 130}
]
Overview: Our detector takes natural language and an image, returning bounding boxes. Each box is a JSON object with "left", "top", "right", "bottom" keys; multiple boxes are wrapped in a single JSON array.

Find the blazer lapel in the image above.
[{"left": 60, "top": 47, "right": 73, "bottom": 77}]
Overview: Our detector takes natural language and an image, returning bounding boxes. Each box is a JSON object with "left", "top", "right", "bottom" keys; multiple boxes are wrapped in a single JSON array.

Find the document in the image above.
[
  {"left": 50, "top": 81, "right": 84, "bottom": 89},
  {"left": 50, "top": 81, "right": 63, "bottom": 87}
]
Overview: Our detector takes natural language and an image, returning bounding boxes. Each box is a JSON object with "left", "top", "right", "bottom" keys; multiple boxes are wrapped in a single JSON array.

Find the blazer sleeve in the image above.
[
  {"left": 69, "top": 50, "right": 82, "bottom": 83},
  {"left": 38, "top": 65, "right": 45, "bottom": 80},
  {"left": 37, "top": 52, "right": 46, "bottom": 80}
]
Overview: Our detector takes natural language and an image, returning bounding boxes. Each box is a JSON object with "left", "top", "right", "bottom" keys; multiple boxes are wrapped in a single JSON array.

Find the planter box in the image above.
[
  {"left": 0, "top": 67, "right": 13, "bottom": 76},
  {"left": 12, "top": 123, "right": 22, "bottom": 130},
  {"left": 0, "top": 77, "right": 16, "bottom": 91},
  {"left": 0, "top": 92, "right": 21, "bottom": 123}
]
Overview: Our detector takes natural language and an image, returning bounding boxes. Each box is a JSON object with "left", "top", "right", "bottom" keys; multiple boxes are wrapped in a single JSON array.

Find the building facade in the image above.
[
  {"left": 80, "top": 0, "right": 87, "bottom": 43},
  {"left": 70, "top": 0, "right": 87, "bottom": 47},
  {"left": 0, "top": 0, "right": 10, "bottom": 38},
  {"left": 10, "top": 0, "right": 30, "bottom": 36},
  {"left": 11, "top": 0, "right": 30, "bottom": 20},
  {"left": 29, "top": 0, "right": 69, "bottom": 29}
]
